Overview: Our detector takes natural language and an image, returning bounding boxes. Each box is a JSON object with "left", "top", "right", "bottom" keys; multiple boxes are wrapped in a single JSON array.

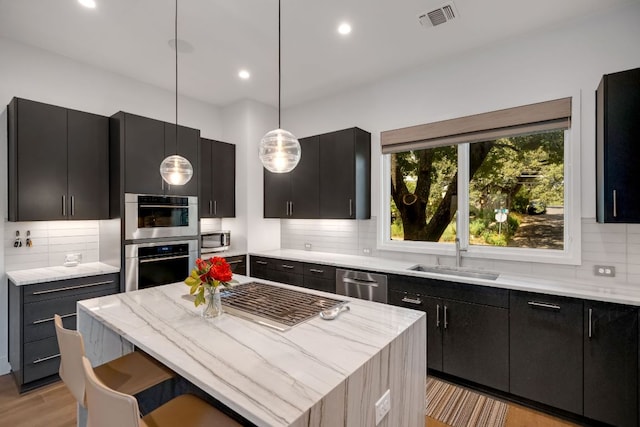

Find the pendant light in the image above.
[
  {"left": 259, "top": 0, "right": 301, "bottom": 173},
  {"left": 160, "top": 0, "right": 193, "bottom": 186}
]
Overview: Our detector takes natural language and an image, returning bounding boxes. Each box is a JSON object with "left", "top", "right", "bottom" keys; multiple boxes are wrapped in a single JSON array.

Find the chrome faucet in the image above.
[{"left": 455, "top": 238, "right": 465, "bottom": 267}]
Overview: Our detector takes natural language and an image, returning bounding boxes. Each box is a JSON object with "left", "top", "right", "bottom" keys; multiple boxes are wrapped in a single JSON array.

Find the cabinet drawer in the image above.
[
  {"left": 273, "top": 260, "right": 303, "bottom": 275},
  {"left": 23, "top": 287, "right": 117, "bottom": 343},
  {"left": 303, "top": 263, "right": 336, "bottom": 280},
  {"left": 23, "top": 273, "right": 119, "bottom": 303},
  {"left": 23, "top": 336, "right": 60, "bottom": 383},
  {"left": 303, "top": 276, "right": 335, "bottom": 293},
  {"left": 226, "top": 255, "right": 246, "bottom": 275}
]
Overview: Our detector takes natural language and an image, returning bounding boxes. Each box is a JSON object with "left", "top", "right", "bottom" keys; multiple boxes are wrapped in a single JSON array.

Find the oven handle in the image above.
[
  {"left": 138, "top": 204, "right": 188, "bottom": 209},
  {"left": 139, "top": 254, "right": 190, "bottom": 264}
]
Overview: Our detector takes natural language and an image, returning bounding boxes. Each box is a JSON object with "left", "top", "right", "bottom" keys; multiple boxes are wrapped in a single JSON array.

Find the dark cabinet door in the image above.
[
  {"left": 11, "top": 98, "right": 68, "bottom": 221},
  {"left": 124, "top": 114, "right": 165, "bottom": 195},
  {"left": 584, "top": 302, "right": 638, "bottom": 427},
  {"left": 319, "top": 129, "right": 355, "bottom": 218},
  {"left": 164, "top": 123, "right": 199, "bottom": 196},
  {"left": 290, "top": 136, "right": 319, "bottom": 218},
  {"left": 423, "top": 296, "right": 444, "bottom": 372},
  {"left": 67, "top": 110, "right": 109, "bottom": 220},
  {"left": 510, "top": 291, "right": 583, "bottom": 414},
  {"left": 442, "top": 300, "right": 509, "bottom": 391},
  {"left": 597, "top": 67, "right": 640, "bottom": 223},
  {"left": 199, "top": 139, "right": 213, "bottom": 217},
  {"left": 264, "top": 171, "right": 291, "bottom": 218},
  {"left": 211, "top": 141, "right": 236, "bottom": 217}
]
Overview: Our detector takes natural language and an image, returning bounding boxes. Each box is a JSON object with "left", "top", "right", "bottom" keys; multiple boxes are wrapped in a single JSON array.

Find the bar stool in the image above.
[
  {"left": 81, "top": 356, "right": 242, "bottom": 427},
  {"left": 54, "top": 314, "right": 175, "bottom": 406}
]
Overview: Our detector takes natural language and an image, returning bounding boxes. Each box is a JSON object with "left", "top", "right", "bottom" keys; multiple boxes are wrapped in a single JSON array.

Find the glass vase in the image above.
[{"left": 201, "top": 286, "right": 222, "bottom": 318}]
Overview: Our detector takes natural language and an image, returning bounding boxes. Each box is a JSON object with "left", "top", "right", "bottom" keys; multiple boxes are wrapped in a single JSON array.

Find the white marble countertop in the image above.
[
  {"left": 251, "top": 249, "right": 640, "bottom": 306},
  {"left": 6, "top": 262, "right": 120, "bottom": 286},
  {"left": 77, "top": 275, "right": 425, "bottom": 426}
]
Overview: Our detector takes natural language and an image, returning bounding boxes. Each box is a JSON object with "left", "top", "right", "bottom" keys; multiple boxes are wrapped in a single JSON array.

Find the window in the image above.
[{"left": 380, "top": 97, "right": 581, "bottom": 264}]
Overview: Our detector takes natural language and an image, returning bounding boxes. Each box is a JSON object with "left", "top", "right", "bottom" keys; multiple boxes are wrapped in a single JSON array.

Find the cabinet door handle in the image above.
[
  {"left": 588, "top": 308, "right": 593, "bottom": 339},
  {"left": 214, "top": 200, "right": 217, "bottom": 216},
  {"left": 33, "top": 353, "right": 61, "bottom": 365},
  {"left": 70, "top": 196, "right": 75, "bottom": 216},
  {"left": 309, "top": 268, "right": 324, "bottom": 274},
  {"left": 281, "top": 264, "right": 295, "bottom": 269},
  {"left": 209, "top": 200, "right": 213, "bottom": 215},
  {"left": 33, "top": 312, "right": 76, "bottom": 325},
  {"left": 443, "top": 305, "right": 448, "bottom": 329},
  {"left": 436, "top": 304, "right": 440, "bottom": 328},
  {"left": 255, "top": 260, "right": 268, "bottom": 265},
  {"left": 527, "top": 301, "right": 561, "bottom": 310},
  {"left": 401, "top": 296, "right": 422, "bottom": 305},
  {"left": 62, "top": 195, "right": 66, "bottom": 216},
  {"left": 349, "top": 199, "right": 353, "bottom": 217},
  {"left": 289, "top": 201, "right": 293, "bottom": 216},
  {"left": 32, "top": 280, "right": 115, "bottom": 296},
  {"left": 613, "top": 190, "right": 617, "bottom": 218}
]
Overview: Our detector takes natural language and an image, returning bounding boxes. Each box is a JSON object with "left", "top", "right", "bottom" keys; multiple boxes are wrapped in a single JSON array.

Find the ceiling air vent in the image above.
[{"left": 419, "top": 2, "right": 459, "bottom": 28}]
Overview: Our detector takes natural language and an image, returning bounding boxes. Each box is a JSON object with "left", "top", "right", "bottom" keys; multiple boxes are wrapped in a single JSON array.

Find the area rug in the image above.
[{"left": 426, "top": 377, "right": 508, "bottom": 427}]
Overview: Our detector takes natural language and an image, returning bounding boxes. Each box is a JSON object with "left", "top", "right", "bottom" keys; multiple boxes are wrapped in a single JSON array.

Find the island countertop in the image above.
[{"left": 77, "top": 275, "right": 426, "bottom": 427}]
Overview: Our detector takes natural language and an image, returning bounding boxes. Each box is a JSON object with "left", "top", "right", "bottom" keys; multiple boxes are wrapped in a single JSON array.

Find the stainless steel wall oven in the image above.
[
  {"left": 125, "top": 239, "right": 198, "bottom": 292},
  {"left": 124, "top": 193, "right": 197, "bottom": 240}
]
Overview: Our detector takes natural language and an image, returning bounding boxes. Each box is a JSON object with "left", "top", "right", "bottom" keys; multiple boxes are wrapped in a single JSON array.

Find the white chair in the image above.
[{"left": 81, "top": 356, "right": 242, "bottom": 427}]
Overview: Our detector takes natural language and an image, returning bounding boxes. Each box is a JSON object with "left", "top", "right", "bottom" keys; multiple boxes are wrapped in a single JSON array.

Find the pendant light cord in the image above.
[
  {"left": 278, "top": 0, "right": 281, "bottom": 129},
  {"left": 175, "top": 0, "right": 179, "bottom": 154}
]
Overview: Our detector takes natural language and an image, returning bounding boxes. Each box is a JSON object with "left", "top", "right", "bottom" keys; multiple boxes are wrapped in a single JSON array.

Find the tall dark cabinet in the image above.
[
  {"left": 8, "top": 98, "right": 109, "bottom": 221},
  {"left": 583, "top": 301, "right": 638, "bottom": 427},
  {"left": 596, "top": 67, "right": 640, "bottom": 223},
  {"left": 200, "top": 138, "right": 236, "bottom": 218},
  {"left": 110, "top": 112, "right": 199, "bottom": 199}
]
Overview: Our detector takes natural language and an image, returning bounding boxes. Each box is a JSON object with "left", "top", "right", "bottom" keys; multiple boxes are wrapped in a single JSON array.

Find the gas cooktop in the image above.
[{"left": 220, "top": 282, "right": 345, "bottom": 331}]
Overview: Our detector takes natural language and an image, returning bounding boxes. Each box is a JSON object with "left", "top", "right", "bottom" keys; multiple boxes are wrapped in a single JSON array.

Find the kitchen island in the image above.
[{"left": 77, "top": 275, "right": 426, "bottom": 427}]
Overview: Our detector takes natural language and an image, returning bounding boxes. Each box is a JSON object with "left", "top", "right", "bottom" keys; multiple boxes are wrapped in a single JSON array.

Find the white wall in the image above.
[{"left": 279, "top": 2, "right": 640, "bottom": 285}]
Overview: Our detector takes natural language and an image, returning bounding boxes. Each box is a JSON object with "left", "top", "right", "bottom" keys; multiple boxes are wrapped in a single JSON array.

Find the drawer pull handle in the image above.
[
  {"left": 227, "top": 260, "right": 243, "bottom": 265},
  {"left": 33, "top": 353, "right": 61, "bottom": 365},
  {"left": 32, "top": 280, "right": 115, "bottom": 296},
  {"left": 401, "top": 296, "right": 422, "bottom": 305},
  {"left": 309, "top": 269, "right": 324, "bottom": 274},
  {"left": 33, "top": 313, "right": 76, "bottom": 325},
  {"left": 527, "top": 301, "right": 561, "bottom": 310},
  {"left": 255, "top": 260, "right": 268, "bottom": 265},
  {"left": 282, "top": 264, "right": 295, "bottom": 269}
]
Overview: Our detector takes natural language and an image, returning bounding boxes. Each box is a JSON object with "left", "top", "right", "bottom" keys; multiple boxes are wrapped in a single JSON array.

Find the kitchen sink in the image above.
[{"left": 407, "top": 264, "right": 500, "bottom": 281}]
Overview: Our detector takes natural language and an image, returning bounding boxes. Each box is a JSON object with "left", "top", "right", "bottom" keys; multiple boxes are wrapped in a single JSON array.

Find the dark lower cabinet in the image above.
[
  {"left": 9, "top": 274, "right": 120, "bottom": 392},
  {"left": 388, "top": 274, "right": 509, "bottom": 392},
  {"left": 584, "top": 301, "right": 638, "bottom": 427},
  {"left": 510, "top": 291, "right": 583, "bottom": 415},
  {"left": 249, "top": 256, "right": 336, "bottom": 293},
  {"left": 225, "top": 255, "right": 246, "bottom": 276}
]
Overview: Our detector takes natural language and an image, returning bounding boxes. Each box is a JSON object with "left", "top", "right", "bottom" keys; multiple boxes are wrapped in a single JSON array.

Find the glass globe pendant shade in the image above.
[
  {"left": 259, "top": 128, "right": 301, "bottom": 173},
  {"left": 160, "top": 154, "right": 193, "bottom": 185}
]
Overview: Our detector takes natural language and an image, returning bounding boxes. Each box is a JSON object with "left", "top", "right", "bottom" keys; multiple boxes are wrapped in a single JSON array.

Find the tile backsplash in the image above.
[{"left": 3, "top": 220, "right": 99, "bottom": 271}]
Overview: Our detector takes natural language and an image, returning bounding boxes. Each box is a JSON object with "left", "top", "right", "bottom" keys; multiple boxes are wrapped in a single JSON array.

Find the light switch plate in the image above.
[{"left": 375, "top": 389, "right": 391, "bottom": 425}]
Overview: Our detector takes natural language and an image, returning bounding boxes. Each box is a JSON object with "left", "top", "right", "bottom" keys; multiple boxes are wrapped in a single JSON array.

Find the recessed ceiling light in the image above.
[
  {"left": 238, "top": 70, "right": 250, "bottom": 80},
  {"left": 338, "top": 22, "right": 352, "bottom": 35},
  {"left": 78, "top": 0, "right": 96, "bottom": 8}
]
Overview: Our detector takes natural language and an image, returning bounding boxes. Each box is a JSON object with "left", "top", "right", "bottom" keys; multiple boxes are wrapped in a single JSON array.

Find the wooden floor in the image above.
[{"left": 0, "top": 374, "right": 577, "bottom": 427}]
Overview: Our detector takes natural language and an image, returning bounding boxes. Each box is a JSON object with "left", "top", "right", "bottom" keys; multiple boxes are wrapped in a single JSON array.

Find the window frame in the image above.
[{"left": 378, "top": 94, "right": 582, "bottom": 265}]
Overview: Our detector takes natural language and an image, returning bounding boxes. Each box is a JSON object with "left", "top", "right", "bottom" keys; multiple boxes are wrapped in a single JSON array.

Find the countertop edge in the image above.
[{"left": 6, "top": 262, "right": 121, "bottom": 286}]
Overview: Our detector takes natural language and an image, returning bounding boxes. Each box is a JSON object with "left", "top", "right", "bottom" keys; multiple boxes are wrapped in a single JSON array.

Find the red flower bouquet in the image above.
[{"left": 185, "top": 256, "right": 235, "bottom": 307}]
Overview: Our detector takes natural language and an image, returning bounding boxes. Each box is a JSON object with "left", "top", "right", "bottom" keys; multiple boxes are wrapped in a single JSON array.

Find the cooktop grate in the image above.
[{"left": 220, "top": 282, "right": 345, "bottom": 330}]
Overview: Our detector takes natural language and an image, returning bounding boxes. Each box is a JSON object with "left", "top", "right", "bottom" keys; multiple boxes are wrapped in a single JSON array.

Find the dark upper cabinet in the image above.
[
  {"left": 319, "top": 128, "right": 370, "bottom": 219},
  {"left": 200, "top": 138, "right": 235, "bottom": 218},
  {"left": 510, "top": 291, "right": 583, "bottom": 414},
  {"left": 114, "top": 112, "right": 199, "bottom": 197},
  {"left": 8, "top": 98, "right": 108, "bottom": 221},
  {"left": 596, "top": 67, "right": 640, "bottom": 223},
  {"left": 263, "top": 128, "right": 370, "bottom": 219},
  {"left": 264, "top": 136, "right": 319, "bottom": 218},
  {"left": 583, "top": 302, "right": 638, "bottom": 427}
]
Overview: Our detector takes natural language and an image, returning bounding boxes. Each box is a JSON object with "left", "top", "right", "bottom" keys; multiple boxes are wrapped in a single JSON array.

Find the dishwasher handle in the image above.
[{"left": 342, "top": 277, "right": 379, "bottom": 287}]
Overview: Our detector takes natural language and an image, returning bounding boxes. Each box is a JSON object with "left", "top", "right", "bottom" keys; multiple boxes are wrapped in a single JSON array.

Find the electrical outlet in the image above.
[
  {"left": 593, "top": 265, "right": 616, "bottom": 277},
  {"left": 304, "top": 243, "right": 312, "bottom": 251},
  {"left": 363, "top": 248, "right": 371, "bottom": 255},
  {"left": 374, "top": 389, "right": 391, "bottom": 425}
]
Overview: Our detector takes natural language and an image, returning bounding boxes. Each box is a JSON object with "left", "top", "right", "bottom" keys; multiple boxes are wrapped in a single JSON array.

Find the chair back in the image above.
[
  {"left": 82, "top": 356, "right": 142, "bottom": 427},
  {"left": 54, "top": 314, "right": 88, "bottom": 405}
]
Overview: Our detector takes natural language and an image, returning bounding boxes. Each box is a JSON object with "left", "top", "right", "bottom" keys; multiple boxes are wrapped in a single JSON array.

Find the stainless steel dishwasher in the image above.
[{"left": 336, "top": 269, "right": 388, "bottom": 303}]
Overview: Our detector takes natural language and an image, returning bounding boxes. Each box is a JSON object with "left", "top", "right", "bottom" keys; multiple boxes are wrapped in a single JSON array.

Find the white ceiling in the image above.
[{"left": 0, "top": 0, "right": 633, "bottom": 109}]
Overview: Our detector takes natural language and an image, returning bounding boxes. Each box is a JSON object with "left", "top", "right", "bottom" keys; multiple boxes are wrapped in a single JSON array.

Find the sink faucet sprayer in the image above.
[{"left": 455, "top": 238, "right": 466, "bottom": 267}]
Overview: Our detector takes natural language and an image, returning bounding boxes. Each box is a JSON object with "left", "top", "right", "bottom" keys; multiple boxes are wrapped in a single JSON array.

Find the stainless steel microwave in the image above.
[
  {"left": 200, "top": 230, "right": 230, "bottom": 254},
  {"left": 125, "top": 193, "right": 198, "bottom": 240}
]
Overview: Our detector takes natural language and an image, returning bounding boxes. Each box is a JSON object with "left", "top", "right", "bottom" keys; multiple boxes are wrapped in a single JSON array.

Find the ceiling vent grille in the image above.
[{"left": 419, "top": 2, "right": 459, "bottom": 28}]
